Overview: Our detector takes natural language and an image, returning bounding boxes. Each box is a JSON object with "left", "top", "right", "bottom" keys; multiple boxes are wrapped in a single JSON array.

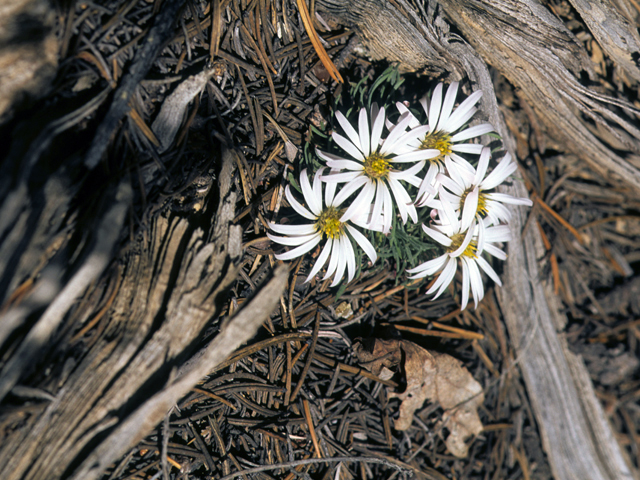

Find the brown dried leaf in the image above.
[
  {"left": 354, "top": 338, "right": 484, "bottom": 458},
  {"left": 353, "top": 338, "right": 402, "bottom": 376},
  {"left": 432, "top": 351, "right": 485, "bottom": 458}
]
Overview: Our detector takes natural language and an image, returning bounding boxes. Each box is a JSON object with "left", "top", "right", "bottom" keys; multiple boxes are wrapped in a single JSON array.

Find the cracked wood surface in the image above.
[
  {"left": 0, "top": 149, "right": 286, "bottom": 480},
  {"left": 318, "top": 0, "right": 636, "bottom": 479}
]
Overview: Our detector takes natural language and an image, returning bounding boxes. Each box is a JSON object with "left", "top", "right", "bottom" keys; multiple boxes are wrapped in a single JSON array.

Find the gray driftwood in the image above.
[
  {"left": 0, "top": 146, "right": 287, "bottom": 479},
  {"left": 318, "top": 0, "right": 636, "bottom": 479}
]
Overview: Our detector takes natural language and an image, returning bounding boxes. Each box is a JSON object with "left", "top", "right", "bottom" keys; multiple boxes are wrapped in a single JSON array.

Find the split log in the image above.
[
  {"left": 0, "top": 2, "right": 288, "bottom": 477},
  {"left": 0, "top": 0, "right": 59, "bottom": 123},
  {"left": 0, "top": 144, "right": 287, "bottom": 479},
  {"left": 317, "top": 1, "right": 636, "bottom": 479}
]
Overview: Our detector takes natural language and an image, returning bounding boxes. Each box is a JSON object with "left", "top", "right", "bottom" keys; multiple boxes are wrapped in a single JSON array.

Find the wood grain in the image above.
[
  {"left": 0, "top": 148, "right": 286, "bottom": 480},
  {"left": 317, "top": 0, "right": 635, "bottom": 478}
]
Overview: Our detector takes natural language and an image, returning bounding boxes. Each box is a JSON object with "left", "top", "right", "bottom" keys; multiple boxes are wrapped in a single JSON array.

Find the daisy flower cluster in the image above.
[{"left": 268, "top": 81, "right": 532, "bottom": 310}]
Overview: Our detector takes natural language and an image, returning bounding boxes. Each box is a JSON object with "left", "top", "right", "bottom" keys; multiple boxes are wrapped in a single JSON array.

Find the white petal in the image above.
[
  {"left": 484, "top": 224, "right": 512, "bottom": 243},
  {"left": 481, "top": 153, "right": 517, "bottom": 190},
  {"left": 476, "top": 255, "right": 502, "bottom": 286},
  {"left": 300, "top": 169, "right": 321, "bottom": 216},
  {"left": 438, "top": 186, "right": 461, "bottom": 210},
  {"left": 351, "top": 205, "right": 383, "bottom": 232},
  {"left": 436, "top": 82, "right": 459, "bottom": 132},
  {"left": 438, "top": 188, "right": 462, "bottom": 231},
  {"left": 370, "top": 180, "right": 385, "bottom": 231},
  {"left": 321, "top": 171, "right": 362, "bottom": 184},
  {"left": 407, "top": 254, "right": 447, "bottom": 276},
  {"left": 392, "top": 149, "right": 439, "bottom": 163},
  {"left": 358, "top": 107, "right": 370, "bottom": 156},
  {"left": 371, "top": 106, "right": 386, "bottom": 151},
  {"left": 449, "top": 222, "right": 475, "bottom": 257},
  {"left": 339, "top": 180, "right": 376, "bottom": 222},
  {"left": 331, "top": 175, "right": 368, "bottom": 207},
  {"left": 273, "top": 234, "right": 322, "bottom": 260},
  {"left": 385, "top": 116, "right": 394, "bottom": 132},
  {"left": 414, "top": 164, "right": 439, "bottom": 206},
  {"left": 451, "top": 123, "right": 494, "bottom": 142},
  {"left": 323, "top": 239, "right": 340, "bottom": 279},
  {"left": 395, "top": 124, "right": 430, "bottom": 146},
  {"left": 476, "top": 219, "right": 486, "bottom": 255},
  {"left": 387, "top": 177, "right": 415, "bottom": 224},
  {"left": 395, "top": 102, "right": 420, "bottom": 129},
  {"left": 268, "top": 231, "right": 319, "bottom": 246},
  {"left": 438, "top": 170, "right": 466, "bottom": 196},
  {"left": 325, "top": 158, "right": 364, "bottom": 171},
  {"left": 325, "top": 177, "right": 337, "bottom": 206},
  {"left": 371, "top": 103, "right": 380, "bottom": 124},
  {"left": 335, "top": 110, "right": 362, "bottom": 152},
  {"left": 330, "top": 237, "right": 348, "bottom": 286},
  {"left": 381, "top": 113, "right": 414, "bottom": 154},
  {"left": 467, "top": 258, "right": 484, "bottom": 308},
  {"left": 395, "top": 101, "right": 409, "bottom": 116},
  {"left": 343, "top": 234, "right": 357, "bottom": 283},
  {"left": 486, "top": 192, "right": 533, "bottom": 206},
  {"left": 444, "top": 106, "right": 477, "bottom": 134},
  {"left": 445, "top": 90, "right": 483, "bottom": 132},
  {"left": 333, "top": 132, "right": 365, "bottom": 161},
  {"left": 316, "top": 148, "right": 351, "bottom": 165},
  {"left": 305, "top": 239, "right": 333, "bottom": 282},
  {"left": 484, "top": 243, "right": 507, "bottom": 260},
  {"left": 382, "top": 179, "right": 394, "bottom": 232},
  {"left": 449, "top": 153, "right": 476, "bottom": 174},
  {"left": 406, "top": 174, "right": 424, "bottom": 189},
  {"left": 485, "top": 200, "right": 512, "bottom": 224},
  {"left": 269, "top": 222, "right": 316, "bottom": 235},
  {"left": 285, "top": 186, "right": 316, "bottom": 220},
  {"left": 473, "top": 147, "right": 491, "bottom": 186},
  {"left": 460, "top": 187, "right": 479, "bottom": 231},
  {"left": 452, "top": 143, "right": 484, "bottom": 154},
  {"left": 428, "top": 257, "right": 457, "bottom": 298},
  {"left": 427, "top": 83, "right": 443, "bottom": 130},
  {"left": 421, "top": 224, "right": 452, "bottom": 247},
  {"left": 460, "top": 258, "right": 470, "bottom": 311},
  {"left": 346, "top": 224, "right": 377, "bottom": 263},
  {"left": 313, "top": 168, "right": 326, "bottom": 199},
  {"left": 388, "top": 160, "right": 426, "bottom": 180}
]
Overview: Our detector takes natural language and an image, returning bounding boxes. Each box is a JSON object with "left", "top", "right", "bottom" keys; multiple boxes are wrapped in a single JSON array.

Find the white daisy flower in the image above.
[
  {"left": 317, "top": 105, "right": 440, "bottom": 234},
  {"left": 267, "top": 168, "right": 378, "bottom": 287},
  {"left": 437, "top": 147, "right": 533, "bottom": 231},
  {"left": 406, "top": 198, "right": 511, "bottom": 310},
  {"left": 393, "top": 82, "right": 495, "bottom": 207}
]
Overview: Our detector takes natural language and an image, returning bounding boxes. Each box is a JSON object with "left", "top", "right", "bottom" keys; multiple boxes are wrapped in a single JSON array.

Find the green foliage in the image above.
[
  {"left": 369, "top": 207, "right": 440, "bottom": 285},
  {"left": 287, "top": 171, "right": 301, "bottom": 193},
  {"left": 344, "top": 64, "right": 407, "bottom": 115}
]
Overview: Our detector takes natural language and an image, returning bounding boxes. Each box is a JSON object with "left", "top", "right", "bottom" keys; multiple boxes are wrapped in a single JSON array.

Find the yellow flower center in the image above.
[
  {"left": 315, "top": 207, "right": 344, "bottom": 239},
  {"left": 363, "top": 152, "right": 391, "bottom": 179},
  {"left": 447, "top": 233, "right": 478, "bottom": 259},
  {"left": 460, "top": 189, "right": 489, "bottom": 218},
  {"left": 420, "top": 131, "right": 452, "bottom": 162}
]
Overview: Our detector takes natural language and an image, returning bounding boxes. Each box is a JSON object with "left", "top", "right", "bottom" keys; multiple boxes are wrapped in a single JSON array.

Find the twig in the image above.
[
  {"left": 217, "top": 455, "right": 406, "bottom": 480},
  {"left": 84, "top": 0, "right": 188, "bottom": 169}
]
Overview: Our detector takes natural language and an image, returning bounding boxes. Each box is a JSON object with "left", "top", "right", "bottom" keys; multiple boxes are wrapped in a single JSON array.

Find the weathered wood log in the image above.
[
  {"left": 320, "top": 0, "right": 640, "bottom": 190},
  {"left": 0, "top": 145, "right": 287, "bottom": 479},
  {"left": 0, "top": 0, "right": 59, "bottom": 123},
  {"left": 568, "top": 0, "right": 640, "bottom": 84},
  {"left": 317, "top": 1, "right": 635, "bottom": 479}
]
